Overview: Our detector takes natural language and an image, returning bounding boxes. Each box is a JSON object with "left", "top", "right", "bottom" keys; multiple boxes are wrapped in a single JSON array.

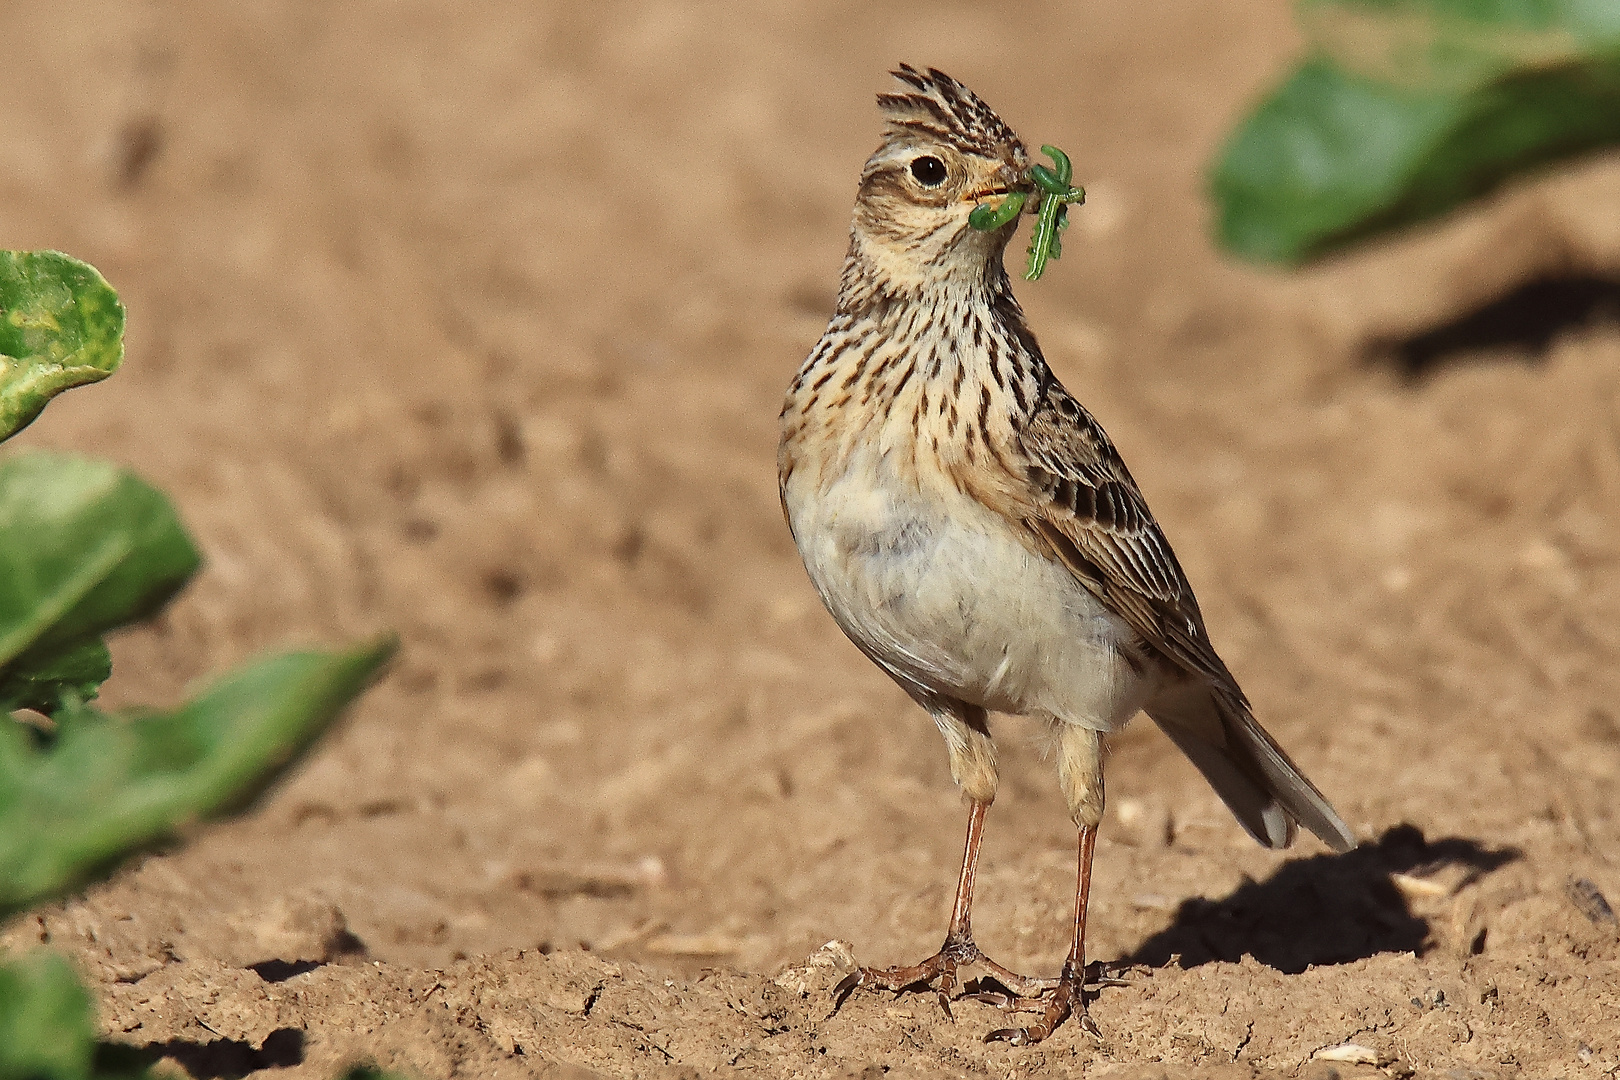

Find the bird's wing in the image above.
[
  {"left": 989, "top": 382, "right": 1355, "bottom": 852},
  {"left": 1007, "top": 383, "right": 1240, "bottom": 694}
]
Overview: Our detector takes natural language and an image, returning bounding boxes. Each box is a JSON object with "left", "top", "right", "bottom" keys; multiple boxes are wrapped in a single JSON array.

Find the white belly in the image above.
[{"left": 784, "top": 445, "right": 1154, "bottom": 731}]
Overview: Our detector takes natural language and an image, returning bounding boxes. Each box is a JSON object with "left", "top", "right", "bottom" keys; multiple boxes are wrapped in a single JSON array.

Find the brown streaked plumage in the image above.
[{"left": 779, "top": 65, "right": 1355, "bottom": 1045}]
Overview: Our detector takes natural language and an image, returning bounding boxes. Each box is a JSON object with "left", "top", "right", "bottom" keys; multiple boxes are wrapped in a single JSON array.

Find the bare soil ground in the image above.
[{"left": 4, "top": 2, "right": 1620, "bottom": 1077}]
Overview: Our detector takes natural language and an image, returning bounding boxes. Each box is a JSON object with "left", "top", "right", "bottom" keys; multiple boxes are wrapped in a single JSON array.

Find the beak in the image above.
[{"left": 966, "top": 161, "right": 1033, "bottom": 207}]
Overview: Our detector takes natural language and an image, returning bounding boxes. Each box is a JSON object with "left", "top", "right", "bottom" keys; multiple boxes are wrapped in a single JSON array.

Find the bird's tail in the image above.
[{"left": 1145, "top": 682, "right": 1355, "bottom": 853}]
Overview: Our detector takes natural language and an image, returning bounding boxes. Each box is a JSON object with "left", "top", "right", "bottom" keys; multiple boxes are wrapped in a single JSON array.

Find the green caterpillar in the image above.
[{"left": 968, "top": 144, "right": 1086, "bottom": 281}]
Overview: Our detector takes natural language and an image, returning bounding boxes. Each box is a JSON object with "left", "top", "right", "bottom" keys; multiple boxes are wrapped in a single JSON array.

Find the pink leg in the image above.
[
  {"left": 834, "top": 800, "right": 1052, "bottom": 1017},
  {"left": 984, "top": 823, "right": 1102, "bottom": 1044}
]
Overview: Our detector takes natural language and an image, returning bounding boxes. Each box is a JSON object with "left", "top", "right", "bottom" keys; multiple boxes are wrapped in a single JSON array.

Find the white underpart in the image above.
[{"left": 785, "top": 441, "right": 1156, "bottom": 732}]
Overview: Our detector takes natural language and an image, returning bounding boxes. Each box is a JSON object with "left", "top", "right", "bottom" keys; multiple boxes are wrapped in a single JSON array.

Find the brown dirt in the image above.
[{"left": 4, "top": 1, "right": 1620, "bottom": 1077}]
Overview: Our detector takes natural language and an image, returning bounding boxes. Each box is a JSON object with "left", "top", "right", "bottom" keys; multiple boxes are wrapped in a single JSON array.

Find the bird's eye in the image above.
[{"left": 909, "top": 156, "right": 947, "bottom": 187}]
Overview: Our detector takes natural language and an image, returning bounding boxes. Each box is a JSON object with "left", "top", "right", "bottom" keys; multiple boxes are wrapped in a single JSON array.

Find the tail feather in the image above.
[{"left": 1146, "top": 683, "right": 1355, "bottom": 854}]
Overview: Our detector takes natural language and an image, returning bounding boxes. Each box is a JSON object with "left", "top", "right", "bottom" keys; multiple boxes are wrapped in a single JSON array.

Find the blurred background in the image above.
[{"left": 4, "top": 0, "right": 1618, "bottom": 1073}]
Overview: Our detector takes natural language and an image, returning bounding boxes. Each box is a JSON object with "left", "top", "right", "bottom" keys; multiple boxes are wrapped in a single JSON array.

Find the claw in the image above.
[
  {"left": 979, "top": 973, "right": 1096, "bottom": 1045},
  {"left": 965, "top": 988, "right": 1017, "bottom": 1010},
  {"left": 830, "top": 940, "right": 1110, "bottom": 1043},
  {"left": 963, "top": 979, "right": 1051, "bottom": 1014},
  {"left": 829, "top": 939, "right": 1045, "bottom": 1017},
  {"left": 970, "top": 992, "right": 1050, "bottom": 1014},
  {"left": 1087, "top": 960, "right": 1136, "bottom": 988}
]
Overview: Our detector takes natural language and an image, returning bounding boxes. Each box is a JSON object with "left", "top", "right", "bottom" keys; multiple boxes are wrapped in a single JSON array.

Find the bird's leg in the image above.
[
  {"left": 984, "top": 724, "right": 1106, "bottom": 1045},
  {"left": 835, "top": 799, "right": 988, "bottom": 1014},
  {"left": 834, "top": 702, "right": 1051, "bottom": 1017},
  {"left": 985, "top": 824, "right": 1100, "bottom": 1044},
  {"left": 833, "top": 800, "right": 1058, "bottom": 1016}
]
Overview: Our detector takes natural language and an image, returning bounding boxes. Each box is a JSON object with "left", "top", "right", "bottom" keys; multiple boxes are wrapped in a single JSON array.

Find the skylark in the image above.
[{"left": 778, "top": 66, "right": 1355, "bottom": 1044}]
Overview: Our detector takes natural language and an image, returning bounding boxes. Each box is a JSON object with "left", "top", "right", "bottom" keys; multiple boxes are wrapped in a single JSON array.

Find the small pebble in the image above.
[
  {"left": 1315, "top": 1043, "right": 1379, "bottom": 1065},
  {"left": 1566, "top": 878, "right": 1618, "bottom": 925}
]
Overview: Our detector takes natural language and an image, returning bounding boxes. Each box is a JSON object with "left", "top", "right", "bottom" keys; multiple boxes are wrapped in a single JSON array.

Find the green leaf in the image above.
[
  {"left": 1211, "top": 0, "right": 1620, "bottom": 263},
  {"left": 0, "top": 950, "right": 95, "bottom": 1080},
  {"left": 0, "top": 252, "right": 124, "bottom": 443},
  {"left": 0, "top": 636, "right": 396, "bottom": 919},
  {"left": 0, "top": 639, "right": 112, "bottom": 716},
  {"left": 335, "top": 1067, "right": 415, "bottom": 1080},
  {"left": 0, "top": 453, "right": 199, "bottom": 683}
]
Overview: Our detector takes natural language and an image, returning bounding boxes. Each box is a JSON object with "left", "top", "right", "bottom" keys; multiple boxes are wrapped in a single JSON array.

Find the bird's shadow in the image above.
[
  {"left": 1121, "top": 824, "right": 1519, "bottom": 975},
  {"left": 1368, "top": 272, "right": 1620, "bottom": 381}
]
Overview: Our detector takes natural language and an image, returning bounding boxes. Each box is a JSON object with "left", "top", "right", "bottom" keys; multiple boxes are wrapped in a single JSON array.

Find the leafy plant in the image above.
[
  {"left": 0, "top": 454, "right": 198, "bottom": 721},
  {"left": 0, "top": 251, "right": 396, "bottom": 1078},
  {"left": 1, "top": 634, "right": 395, "bottom": 919},
  {"left": 0, "top": 952, "right": 96, "bottom": 1080},
  {"left": 0, "top": 251, "right": 124, "bottom": 442},
  {"left": 0, "top": 949, "right": 407, "bottom": 1080},
  {"left": 1211, "top": 0, "right": 1620, "bottom": 263}
]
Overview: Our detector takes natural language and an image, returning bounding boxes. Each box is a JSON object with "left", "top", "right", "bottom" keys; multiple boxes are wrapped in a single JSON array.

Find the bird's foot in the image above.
[
  {"left": 978, "top": 961, "right": 1126, "bottom": 1045},
  {"left": 831, "top": 935, "right": 1051, "bottom": 1020},
  {"left": 967, "top": 959, "right": 1133, "bottom": 1008}
]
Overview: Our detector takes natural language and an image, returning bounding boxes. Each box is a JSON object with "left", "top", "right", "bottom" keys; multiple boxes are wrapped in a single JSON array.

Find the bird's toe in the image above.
[{"left": 978, "top": 972, "right": 1099, "bottom": 1044}]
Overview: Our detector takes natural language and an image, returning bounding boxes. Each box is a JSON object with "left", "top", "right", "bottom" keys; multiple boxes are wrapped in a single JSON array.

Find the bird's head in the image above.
[{"left": 847, "top": 65, "right": 1031, "bottom": 296}]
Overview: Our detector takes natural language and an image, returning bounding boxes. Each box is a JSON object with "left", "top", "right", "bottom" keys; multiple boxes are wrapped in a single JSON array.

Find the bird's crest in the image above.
[{"left": 878, "top": 64, "right": 1023, "bottom": 158}]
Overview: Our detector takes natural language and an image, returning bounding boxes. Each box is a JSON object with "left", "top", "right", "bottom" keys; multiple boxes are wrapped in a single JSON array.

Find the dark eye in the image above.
[{"left": 909, "top": 155, "right": 947, "bottom": 187}]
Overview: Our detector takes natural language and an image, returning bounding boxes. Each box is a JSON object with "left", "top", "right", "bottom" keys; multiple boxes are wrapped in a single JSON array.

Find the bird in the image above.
[{"left": 777, "top": 65, "right": 1356, "bottom": 1045}]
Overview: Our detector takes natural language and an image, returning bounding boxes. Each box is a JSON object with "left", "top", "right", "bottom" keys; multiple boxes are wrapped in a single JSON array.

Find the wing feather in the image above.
[
  {"left": 987, "top": 378, "right": 1356, "bottom": 850},
  {"left": 1013, "top": 385, "right": 1240, "bottom": 693}
]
